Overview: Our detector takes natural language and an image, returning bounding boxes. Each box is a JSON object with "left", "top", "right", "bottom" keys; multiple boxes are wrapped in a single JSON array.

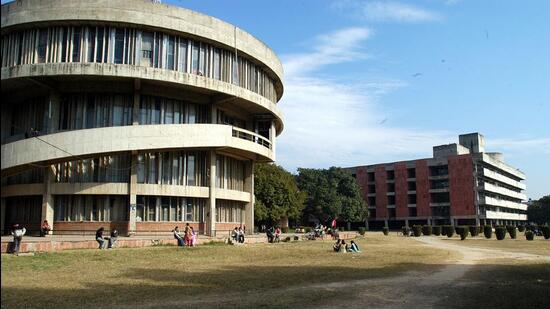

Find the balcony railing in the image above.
[{"left": 232, "top": 127, "right": 272, "bottom": 150}]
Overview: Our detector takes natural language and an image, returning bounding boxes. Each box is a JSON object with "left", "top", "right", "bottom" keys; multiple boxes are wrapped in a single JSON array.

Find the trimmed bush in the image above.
[
  {"left": 454, "top": 226, "right": 460, "bottom": 234},
  {"left": 433, "top": 226, "right": 442, "bottom": 236},
  {"left": 412, "top": 225, "right": 422, "bottom": 237},
  {"left": 446, "top": 226, "right": 455, "bottom": 238},
  {"left": 304, "top": 227, "right": 312, "bottom": 233},
  {"left": 484, "top": 225, "right": 492, "bottom": 239},
  {"left": 495, "top": 227, "right": 506, "bottom": 240},
  {"left": 506, "top": 226, "right": 517, "bottom": 239},
  {"left": 469, "top": 226, "right": 479, "bottom": 237},
  {"left": 542, "top": 226, "right": 550, "bottom": 239},
  {"left": 402, "top": 226, "right": 410, "bottom": 236},
  {"left": 518, "top": 225, "right": 526, "bottom": 232},
  {"left": 358, "top": 227, "right": 366, "bottom": 236},
  {"left": 525, "top": 230, "right": 534, "bottom": 241},
  {"left": 421, "top": 225, "right": 432, "bottom": 236},
  {"left": 382, "top": 227, "right": 389, "bottom": 236},
  {"left": 456, "top": 226, "right": 468, "bottom": 240},
  {"left": 281, "top": 227, "right": 289, "bottom": 233}
]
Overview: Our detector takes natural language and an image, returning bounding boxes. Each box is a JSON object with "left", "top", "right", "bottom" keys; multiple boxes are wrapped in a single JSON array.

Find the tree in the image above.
[
  {"left": 296, "top": 167, "right": 368, "bottom": 226},
  {"left": 254, "top": 163, "right": 306, "bottom": 225},
  {"left": 528, "top": 195, "right": 550, "bottom": 225}
]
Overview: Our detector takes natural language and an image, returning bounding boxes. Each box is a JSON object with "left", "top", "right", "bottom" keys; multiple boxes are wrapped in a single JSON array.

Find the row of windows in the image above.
[
  {"left": 137, "top": 151, "right": 208, "bottom": 187},
  {"left": 216, "top": 155, "right": 246, "bottom": 191},
  {"left": 215, "top": 200, "right": 245, "bottom": 223},
  {"left": 5, "top": 196, "right": 42, "bottom": 225},
  {"left": 54, "top": 195, "right": 129, "bottom": 222},
  {"left": 54, "top": 154, "right": 131, "bottom": 183},
  {"left": 1, "top": 94, "right": 210, "bottom": 144},
  {"left": 5, "top": 168, "right": 44, "bottom": 185},
  {"left": 136, "top": 196, "right": 205, "bottom": 222},
  {"left": 1, "top": 25, "right": 278, "bottom": 102}
]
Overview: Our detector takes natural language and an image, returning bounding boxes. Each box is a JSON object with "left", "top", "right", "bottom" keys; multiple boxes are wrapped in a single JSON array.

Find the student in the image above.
[
  {"left": 238, "top": 227, "right": 245, "bottom": 243},
  {"left": 266, "top": 226, "right": 275, "bottom": 243},
  {"left": 96, "top": 227, "right": 106, "bottom": 249},
  {"left": 349, "top": 240, "right": 360, "bottom": 253},
  {"left": 40, "top": 220, "right": 51, "bottom": 237},
  {"left": 11, "top": 224, "right": 26, "bottom": 256},
  {"left": 340, "top": 240, "right": 348, "bottom": 253},
  {"left": 333, "top": 239, "right": 342, "bottom": 252},
  {"left": 275, "top": 227, "right": 281, "bottom": 242},
  {"left": 231, "top": 227, "right": 239, "bottom": 243},
  {"left": 173, "top": 226, "right": 184, "bottom": 247},
  {"left": 108, "top": 228, "right": 119, "bottom": 249},
  {"left": 184, "top": 223, "right": 192, "bottom": 246},
  {"left": 191, "top": 226, "right": 197, "bottom": 247}
]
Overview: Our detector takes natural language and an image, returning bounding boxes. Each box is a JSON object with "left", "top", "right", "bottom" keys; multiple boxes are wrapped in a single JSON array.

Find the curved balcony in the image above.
[{"left": 1, "top": 124, "right": 274, "bottom": 175}]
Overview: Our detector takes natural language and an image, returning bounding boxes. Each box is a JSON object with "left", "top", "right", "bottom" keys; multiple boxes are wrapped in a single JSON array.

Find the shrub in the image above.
[
  {"left": 484, "top": 225, "right": 492, "bottom": 239},
  {"left": 433, "top": 226, "right": 442, "bottom": 236},
  {"left": 454, "top": 226, "right": 460, "bottom": 234},
  {"left": 422, "top": 225, "right": 432, "bottom": 236},
  {"left": 382, "top": 227, "right": 389, "bottom": 236},
  {"left": 495, "top": 227, "right": 506, "bottom": 240},
  {"left": 402, "top": 226, "right": 410, "bottom": 236},
  {"left": 525, "top": 230, "right": 534, "bottom": 241},
  {"left": 542, "top": 226, "right": 550, "bottom": 240},
  {"left": 456, "top": 226, "right": 468, "bottom": 240},
  {"left": 281, "top": 227, "right": 289, "bottom": 233},
  {"left": 506, "top": 226, "right": 517, "bottom": 239},
  {"left": 412, "top": 225, "right": 422, "bottom": 237},
  {"left": 446, "top": 226, "right": 455, "bottom": 238},
  {"left": 358, "top": 227, "right": 366, "bottom": 236},
  {"left": 304, "top": 227, "right": 312, "bottom": 233},
  {"left": 469, "top": 226, "right": 479, "bottom": 237},
  {"left": 518, "top": 225, "right": 526, "bottom": 232}
]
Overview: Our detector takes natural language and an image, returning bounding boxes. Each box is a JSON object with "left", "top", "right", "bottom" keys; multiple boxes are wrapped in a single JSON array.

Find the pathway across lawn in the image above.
[{"left": 1, "top": 232, "right": 548, "bottom": 308}]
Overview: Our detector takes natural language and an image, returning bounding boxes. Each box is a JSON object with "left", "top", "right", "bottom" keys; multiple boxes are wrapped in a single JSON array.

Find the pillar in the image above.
[
  {"left": 206, "top": 150, "right": 217, "bottom": 236},
  {"left": 475, "top": 217, "right": 480, "bottom": 226},
  {"left": 384, "top": 219, "right": 389, "bottom": 228},
  {"left": 244, "top": 160, "right": 254, "bottom": 235},
  {"left": 127, "top": 152, "right": 138, "bottom": 236},
  {"left": 405, "top": 219, "right": 409, "bottom": 228},
  {"left": 41, "top": 166, "right": 54, "bottom": 235}
]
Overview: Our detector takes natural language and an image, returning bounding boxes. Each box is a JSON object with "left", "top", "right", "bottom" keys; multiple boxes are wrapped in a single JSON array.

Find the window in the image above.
[
  {"left": 141, "top": 32, "right": 153, "bottom": 67},
  {"left": 96, "top": 27, "right": 105, "bottom": 63},
  {"left": 367, "top": 172, "right": 375, "bottom": 182},
  {"left": 37, "top": 29, "right": 48, "bottom": 63},
  {"left": 72, "top": 27, "right": 81, "bottom": 62},
  {"left": 187, "top": 154, "right": 195, "bottom": 186},
  {"left": 408, "top": 194, "right": 417, "bottom": 204},
  {"left": 213, "top": 48, "right": 220, "bottom": 79},
  {"left": 388, "top": 195, "right": 396, "bottom": 205},
  {"left": 191, "top": 41, "right": 199, "bottom": 73},
  {"left": 167, "top": 36, "right": 175, "bottom": 70},
  {"left": 407, "top": 168, "right": 416, "bottom": 178},
  {"left": 114, "top": 29, "right": 125, "bottom": 64},
  {"left": 386, "top": 170, "right": 395, "bottom": 180},
  {"left": 408, "top": 181, "right": 416, "bottom": 191},
  {"left": 408, "top": 207, "right": 417, "bottom": 217},
  {"left": 177, "top": 39, "right": 187, "bottom": 72}
]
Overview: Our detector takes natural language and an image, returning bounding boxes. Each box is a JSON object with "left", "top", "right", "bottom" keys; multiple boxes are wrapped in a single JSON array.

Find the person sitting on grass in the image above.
[
  {"left": 231, "top": 227, "right": 239, "bottom": 243},
  {"left": 96, "top": 227, "right": 106, "bottom": 249},
  {"left": 348, "top": 240, "right": 360, "bottom": 253},
  {"left": 108, "top": 228, "right": 118, "bottom": 249},
  {"left": 266, "top": 226, "right": 275, "bottom": 243},
  {"left": 274, "top": 227, "right": 281, "bottom": 243},
  {"left": 340, "top": 240, "right": 349, "bottom": 253},
  {"left": 40, "top": 220, "right": 51, "bottom": 237},
  {"left": 173, "top": 226, "right": 184, "bottom": 247},
  {"left": 333, "top": 239, "right": 342, "bottom": 252},
  {"left": 238, "top": 226, "right": 245, "bottom": 243},
  {"left": 191, "top": 226, "right": 197, "bottom": 247}
]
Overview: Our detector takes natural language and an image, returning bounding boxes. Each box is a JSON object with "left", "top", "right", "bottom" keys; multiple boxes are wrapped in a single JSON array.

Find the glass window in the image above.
[
  {"left": 114, "top": 29, "right": 124, "bottom": 64},
  {"left": 213, "top": 48, "right": 220, "bottom": 80},
  {"left": 191, "top": 41, "right": 199, "bottom": 74},
  {"left": 178, "top": 39, "right": 187, "bottom": 72},
  {"left": 141, "top": 32, "right": 153, "bottom": 67},
  {"left": 96, "top": 27, "right": 104, "bottom": 63},
  {"left": 87, "top": 28, "right": 96, "bottom": 62},
  {"left": 167, "top": 36, "right": 175, "bottom": 70},
  {"left": 37, "top": 29, "right": 48, "bottom": 63},
  {"left": 164, "top": 100, "right": 174, "bottom": 124},
  {"left": 188, "top": 104, "right": 196, "bottom": 124},
  {"left": 187, "top": 154, "right": 195, "bottom": 186},
  {"left": 72, "top": 27, "right": 81, "bottom": 62}
]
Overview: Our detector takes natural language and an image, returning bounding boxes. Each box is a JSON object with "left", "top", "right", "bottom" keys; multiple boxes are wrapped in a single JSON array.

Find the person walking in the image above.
[{"left": 11, "top": 224, "right": 26, "bottom": 256}]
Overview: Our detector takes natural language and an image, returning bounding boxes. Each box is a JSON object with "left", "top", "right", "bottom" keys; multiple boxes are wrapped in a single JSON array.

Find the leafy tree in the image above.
[
  {"left": 296, "top": 167, "right": 368, "bottom": 225},
  {"left": 254, "top": 163, "right": 306, "bottom": 224},
  {"left": 528, "top": 195, "right": 550, "bottom": 225}
]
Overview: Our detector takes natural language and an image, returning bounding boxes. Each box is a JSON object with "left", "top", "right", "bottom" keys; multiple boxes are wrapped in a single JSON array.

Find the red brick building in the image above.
[{"left": 348, "top": 133, "right": 527, "bottom": 229}]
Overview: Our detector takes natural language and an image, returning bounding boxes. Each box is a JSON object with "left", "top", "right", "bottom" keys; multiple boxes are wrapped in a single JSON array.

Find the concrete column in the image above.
[
  {"left": 384, "top": 219, "right": 389, "bottom": 228},
  {"left": 405, "top": 219, "right": 409, "bottom": 228},
  {"left": 1, "top": 198, "right": 6, "bottom": 235},
  {"left": 244, "top": 160, "right": 254, "bottom": 235},
  {"left": 127, "top": 152, "right": 138, "bottom": 236},
  {"left": 206, "top": 150, "right": 217, "bottom": 236},
  {"left": 41, "top": 166, "right": 54, "bottom": 235},
  {"left": 475, "top": 217, "right": 480, "bottom": 226}
]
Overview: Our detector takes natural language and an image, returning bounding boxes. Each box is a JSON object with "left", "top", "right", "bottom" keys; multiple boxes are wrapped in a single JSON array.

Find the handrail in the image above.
[{"left": 231, "top": 126, "right": 272, "bottom": 149}]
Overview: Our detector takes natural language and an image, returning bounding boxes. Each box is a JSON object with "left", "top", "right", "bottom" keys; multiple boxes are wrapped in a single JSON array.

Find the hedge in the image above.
[
  {"left": 518, "top": 225, "right": 526, "bottom": 232},
  {"left": 358, "top": 227, "right": 366, "bottom": 236},
  {"left": 484, "top": 225, "right": 492, "bottom": 239},
  {"left": 446, "top": 225, "right": 455, "bottom": 238},
  {"left": 506, "top": 226, "right": 517, "bottom": 239},
  {"left": 422, "top": 225, "right": 432, "bottom": 236},
  {"left": 495, "top": 227, "right": 506, "bottom": 240},
  {"left": 525, "top": 230, "right": 534, "bottom": 241},
  {"left": 433, "top": 226, "right": 442, "bottom": 236},
  {"left": 412, "top": 225, "right": 422, "bottom": 237},
  {"left": 542, "top": 226, "right": 550, "bottom": 240},
  {"left": 382, "top": 227, "right": 389, "bottom": 236},
  {"left": 456, "top": 226, "right": 468, "bottom": 240},
  {"left": 402, "top": 226, "right": 410, "bottom": 236},
  {"left": 469, "top": 226, "right": 479, "bottom": 237}
]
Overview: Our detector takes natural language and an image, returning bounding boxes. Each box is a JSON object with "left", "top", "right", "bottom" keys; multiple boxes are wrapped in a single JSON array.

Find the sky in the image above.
[{"left": 3, "top": 0, "right": 548, "bottom": 199}]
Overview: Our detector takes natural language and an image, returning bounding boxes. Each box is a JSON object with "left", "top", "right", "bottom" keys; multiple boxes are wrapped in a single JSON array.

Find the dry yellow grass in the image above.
[
  {"left": 441, "top": 236, "right": 550, "bottom": 256},
  {"left": 1, "top": 233, "right": 454, "bottom": 308}
]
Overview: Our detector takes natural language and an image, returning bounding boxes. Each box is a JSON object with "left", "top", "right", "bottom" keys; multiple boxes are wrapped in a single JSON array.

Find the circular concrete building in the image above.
[{"left": 1, "top": 0, "right": 284, "bottom": 236}]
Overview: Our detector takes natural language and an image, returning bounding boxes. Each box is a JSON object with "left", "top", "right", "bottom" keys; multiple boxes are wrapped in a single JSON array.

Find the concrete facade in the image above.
[
  {"left": 1, "top": 0, "right": 284, "bottom": 236},
  {"left": 349, "top": 133, "right": 527, "bottom": 228}
]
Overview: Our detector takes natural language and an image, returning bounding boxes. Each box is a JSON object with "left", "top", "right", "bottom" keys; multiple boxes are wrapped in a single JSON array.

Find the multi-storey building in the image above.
[
  {"left": 1, "top": 0, "right": 284, "bottom": 236},
  {"left": 348, "top": 133, "right": 527, "bottom": 229}
]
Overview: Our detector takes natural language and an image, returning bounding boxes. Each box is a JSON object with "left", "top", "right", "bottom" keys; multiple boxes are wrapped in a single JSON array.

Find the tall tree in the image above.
[
  {"left": 297, "top": 167, "right": 368, "bottom": 225},
  {"left": 527, "top": 195, "right": 550, "bottom": 225},
  {"left": 254, "top": 163, "right": 306, "bottom": 224}
]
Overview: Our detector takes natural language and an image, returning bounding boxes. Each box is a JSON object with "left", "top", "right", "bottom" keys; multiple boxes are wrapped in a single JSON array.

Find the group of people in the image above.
[
  {"left": 266, "top": 226, "right": 281, "bottom": 243},
  {"left": 333, "top": 239, "right": 360, "bottom": 253},
  {"left": 173, "top": 223, "right": 197, "bottom": 247},
  {"left": 95, "top": 227, "right": 119, "bottom": 249},
  {"left": 231, "top": 227, "right": 246, "bottom": 244}
]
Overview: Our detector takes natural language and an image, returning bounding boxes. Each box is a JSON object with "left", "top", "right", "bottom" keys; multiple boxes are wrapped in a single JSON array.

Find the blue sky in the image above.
[{"left": 4, "top": 0, "right": 548, "bottom": 199}]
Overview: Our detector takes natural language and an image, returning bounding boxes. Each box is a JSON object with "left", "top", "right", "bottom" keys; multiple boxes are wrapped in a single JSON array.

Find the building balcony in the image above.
[
  {"left": 386, "top": 192, "right": 395, "bottom": 196},
  {"left": 429, "top": 188, "right": 449, "bottom": 193},
  {"left": 407, "top": 190, "right": 416, "bottom": 194},
  {"left": 480, "top": 196, "right": 528, "bottom": 211},
  {"left": 484, "top": 210, "right": 527, "bottom": 221},
  {"left": 407, "top": 204, "right": 417, "bottom": 208},
  {"left": 428, "top": 174, "right": 449, "bottom": 180},
  {"left": 430, "top": 202, "right": 450, "bottom": 207},
  {"left": 481, "top": 182, "right": 526, "bottom": 201},
  {"left": 480, "top": 167, "right": 526, "bottom": 190}
]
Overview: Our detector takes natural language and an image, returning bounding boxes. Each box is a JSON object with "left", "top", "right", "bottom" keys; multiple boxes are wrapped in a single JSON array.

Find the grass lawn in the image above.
[
  {"left": 1, "top": 234, "right": 454, "bottom": 308},
  {"left": 441, "top": 235, "right": 550, "bottom": 256}
]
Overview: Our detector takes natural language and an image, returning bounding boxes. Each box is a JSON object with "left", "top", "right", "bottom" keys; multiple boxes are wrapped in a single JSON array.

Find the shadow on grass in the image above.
[{"left": 2, "top": 263, "right": 549, "bottom": 309}]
